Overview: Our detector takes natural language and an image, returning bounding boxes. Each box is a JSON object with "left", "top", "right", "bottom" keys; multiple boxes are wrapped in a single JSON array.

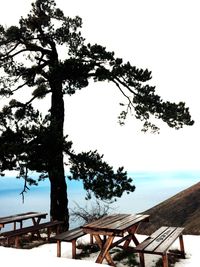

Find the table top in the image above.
[
  {"left": 0, "top": 211, "right": 47, "bottom": 227},
  {"left": 82, "top": 213, "right": 149, "bottom": 236}
]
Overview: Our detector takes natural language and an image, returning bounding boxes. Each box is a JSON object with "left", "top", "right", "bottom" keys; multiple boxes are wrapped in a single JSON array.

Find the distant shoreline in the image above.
[{"left": 0, "top": 170, "right": 199, "bottom": 229}]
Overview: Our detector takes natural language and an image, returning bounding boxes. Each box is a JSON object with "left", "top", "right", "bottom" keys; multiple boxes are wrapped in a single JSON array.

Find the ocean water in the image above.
[{"left": 0, "top": 170, "right": 199, "bottom": 229}]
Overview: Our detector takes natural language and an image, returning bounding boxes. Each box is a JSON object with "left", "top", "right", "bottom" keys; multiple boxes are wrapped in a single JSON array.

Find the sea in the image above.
[{"left": 0, "top": 170, "right": 199, "bottom": 230}]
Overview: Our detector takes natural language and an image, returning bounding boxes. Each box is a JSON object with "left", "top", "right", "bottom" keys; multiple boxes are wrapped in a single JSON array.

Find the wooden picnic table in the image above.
[
  {"left": 82, "top": 213, "right": 150, "bottom": 266},
  {"left": 0, "top": 211, "right": 48, "bottom": 230}
]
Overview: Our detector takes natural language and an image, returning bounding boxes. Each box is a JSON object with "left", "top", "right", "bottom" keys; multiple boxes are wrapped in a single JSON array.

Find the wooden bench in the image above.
[
  {"left": 135, "top": 226, "right": 185, "bottom": 267},
  {"left": 0, "top": 220, "right": 63, "bottom": 248},
  {"left": 51, "top": 227, "right": 87, "bottom": 259}
]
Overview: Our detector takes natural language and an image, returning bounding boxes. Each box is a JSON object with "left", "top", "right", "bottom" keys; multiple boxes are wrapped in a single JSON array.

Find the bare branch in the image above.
[
  {"left": 70, "top": 200, "right": 115, "bottom": 224},
  {"left": 19, "top": 166, "right": 29, "bottom": 203}
]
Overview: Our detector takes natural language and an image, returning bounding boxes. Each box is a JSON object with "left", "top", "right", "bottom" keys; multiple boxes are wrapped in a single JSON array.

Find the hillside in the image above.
[{"left": 138, "top": 181, "right": 200, "bottom": 235}]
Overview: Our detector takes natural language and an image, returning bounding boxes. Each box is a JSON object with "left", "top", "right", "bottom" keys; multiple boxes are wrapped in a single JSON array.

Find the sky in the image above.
[
  {"left": 0, "top": 233, "right": 198, "bottom": 267},
  {"left": 0, "top": 0, "right": 200, "bottom": 172}
]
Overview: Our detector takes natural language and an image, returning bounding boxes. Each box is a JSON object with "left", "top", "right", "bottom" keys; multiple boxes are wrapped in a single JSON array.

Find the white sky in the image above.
[{"left": 1, "top": 0, "right": 200, "bottom": 172}]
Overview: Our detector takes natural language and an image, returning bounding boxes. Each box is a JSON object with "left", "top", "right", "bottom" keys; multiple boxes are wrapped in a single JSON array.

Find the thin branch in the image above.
[
  {"left": 4, "top": 42, "right": 21, "bottom": 56},
  {"left": 24, "top": 89, "right": 52, "bottom": 106},
  {"left": 0, "top": 48, "right": 28, "bottom": 61},
  {"left": 111, "top": 78, "right": 134, "bottom": 109},
  {"left": 11, "top": 81, "right": 30, "bottom": 92},
  {"left": 114, "top": 76, "right": 136, "bottom": 95},
  {"left": 20, "top": 166, "right": 29, "bottom": 203}
]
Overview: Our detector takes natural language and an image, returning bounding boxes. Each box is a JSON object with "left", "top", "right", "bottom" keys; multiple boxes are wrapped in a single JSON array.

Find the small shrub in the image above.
[
  {"left": 76, "top": 243, "right": 99, "bottom": 259},
  {"left": 112, "top": 248, "right": 139, "bottom": 266}
]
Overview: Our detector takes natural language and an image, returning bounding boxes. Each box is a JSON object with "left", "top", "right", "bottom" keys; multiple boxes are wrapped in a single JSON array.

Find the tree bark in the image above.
[{"left": 48, "top": 77, "right": 69, "bottom": 229}]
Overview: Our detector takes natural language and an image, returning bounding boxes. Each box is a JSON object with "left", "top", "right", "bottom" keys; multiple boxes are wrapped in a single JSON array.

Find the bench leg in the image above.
[
  {"left": 57, "top": 240, "right": 61, "bottom": 257},
  {"left": 90, "top": 234, "right": 93, "bottom": 244},
  {"left": 15, "top": 236, "right": 20, "bottom": 248},
  {"left": 72, "top": 240, "right": 76, "bottom": 259},
  {"left": 139, "top": 253, "right": 145, "bottom": 267},
  {"left": 179, "top": 235, "right": 186, "bottom": 258},
  {"left": 47, "top": 228, "right": 50, "bottom": 240},
  {"left": 162, "top": 254, "right": 168, "bottom": 267}
]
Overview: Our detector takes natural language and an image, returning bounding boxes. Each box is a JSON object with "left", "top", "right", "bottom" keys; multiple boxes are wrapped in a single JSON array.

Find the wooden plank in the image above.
[
  {"left": 63, "top": 231, "right": 86, "bottom": 241},
  {"left": 135, "top": 226, "right": 185, "bottom": 256},
  {"left": 0, "top": 212, "right": 34, "bottom": 221},
  {"left": 134, "top": 226, "right": 169, "bottom": 251},
  {"left": 53, "top": 227, "right": 82, "bottom": 239},
  {"left": 115, "top": 214, "right": 150, "bottom": 231},
  {"left": 115, "top": 214, "right": 142, "bottom": 227},
  {"left": 110, "top": 233, "right": 132, "bottom": 249},
  {"left": 0, "top": 221, "right": 63, "bottom": 238},
  {"left": 83, "top": 214, "right": 144, "bottom": 236},
  {"left": 97, "top": 214, "right": 136, "bottom": 231},
  {"left": 52, "top": 227, "right": 86, "bottom": 242},
  {"left": 143, "top": 227, "right": 176, "bottom": 253},
  {"left": 83, "top": 214, "right": 119, "bottom": 226},
  {"left": 155, "top": 227, "right": 184, "bottom": 254},
  {"left": 89, "top": 214, "right": 148, "bottom": 234},
  {"left": 82, "top": 228, "right": 114, "bottom": 236},
  {"left": 135, "top": 226, "right": 185, "bottom": 267},
  {"left": 0, "top": 212, "right": 47, "bottom": 224},
  {"left": 83, "top": 214, "right": 118, "bottom": 228},
  {"left": 84, "top": 214, "right": 128, "bottom": 230},
  {"left": 96, "top": 214, "right": 132, "bottom": 229},
  {"left": 83, "top": 214, "right": 150, "bottom": 237}
]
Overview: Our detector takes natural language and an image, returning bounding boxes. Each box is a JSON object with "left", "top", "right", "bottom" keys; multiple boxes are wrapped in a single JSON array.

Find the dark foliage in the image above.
[{"left": 0, "top": 0, "right": 194, "bottom": 226}]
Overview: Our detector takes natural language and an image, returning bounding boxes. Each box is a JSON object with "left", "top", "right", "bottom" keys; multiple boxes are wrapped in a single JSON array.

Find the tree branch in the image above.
[
  {"left": 19, "top": 166, "right": 29, "bottom": 203},
  {"left": 111, "top": 78, "right": 134, "bottom": 109}
]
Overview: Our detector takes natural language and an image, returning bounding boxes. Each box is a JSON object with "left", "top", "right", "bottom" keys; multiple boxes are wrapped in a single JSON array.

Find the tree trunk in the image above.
[{"left": 48, "top": 78, "right": 69, "bottom": 229}]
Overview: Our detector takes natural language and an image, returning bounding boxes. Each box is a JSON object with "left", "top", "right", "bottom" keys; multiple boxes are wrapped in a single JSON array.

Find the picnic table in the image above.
[
  {"left": 82, "top": 213, "right": 150, "bottom": 266},
  {"left": 0, "top": 211, "right": 63, "bottom": 248},
  {"left": 0, "top": 211, "right": 48, "bottom": 230}
]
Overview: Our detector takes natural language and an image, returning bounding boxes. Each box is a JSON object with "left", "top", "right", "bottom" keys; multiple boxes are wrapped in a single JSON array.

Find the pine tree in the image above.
[{"left": 0, "top": 0, "right": 193, "bottom": 228}]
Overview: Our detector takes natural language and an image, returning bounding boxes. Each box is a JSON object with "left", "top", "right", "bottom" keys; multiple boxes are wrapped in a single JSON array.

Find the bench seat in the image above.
[
  {"left": 51, "top": 227, "right": 87, "bottom": 258},
  {"left": 0, "top": 220, "right": 63, "bottom": 248},
  {"left": 135, "top": 226, "right": 185, "bottom": 267}
]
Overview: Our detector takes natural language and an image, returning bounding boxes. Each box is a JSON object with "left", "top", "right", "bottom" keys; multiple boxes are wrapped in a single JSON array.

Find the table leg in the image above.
[
  {"left": 94, "top": 235, "right": 115, "bottom": 266},
  {"left": 32, "top": 217, "right": 42, "bottom": 225},
  {"left": 31, "top": 217, "right": 42, "bottom": 238},
  {"left": 124, "top": 225, "right": 139, "bottom": 248}
]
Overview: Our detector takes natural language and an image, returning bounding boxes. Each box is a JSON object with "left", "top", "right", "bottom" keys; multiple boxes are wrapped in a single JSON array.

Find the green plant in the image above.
[
  {"left": 76, "top": 242, "right": 100, "bottom": 259},
  {"left": 112, "top": 248, "right": 139, "bottom": 266}
]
